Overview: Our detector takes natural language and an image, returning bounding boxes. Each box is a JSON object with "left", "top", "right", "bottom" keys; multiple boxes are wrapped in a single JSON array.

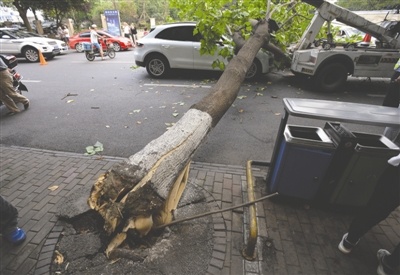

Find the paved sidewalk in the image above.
[{"left": 0, "top": 145, "right": 399, "bottom": 275}]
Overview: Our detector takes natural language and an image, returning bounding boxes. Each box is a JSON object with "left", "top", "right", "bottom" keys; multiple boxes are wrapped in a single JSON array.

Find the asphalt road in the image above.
[{"left": 0, "top": 49, "right": 391, "bottom": 165}]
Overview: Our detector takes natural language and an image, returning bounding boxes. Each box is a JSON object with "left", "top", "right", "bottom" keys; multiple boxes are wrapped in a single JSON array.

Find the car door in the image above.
[
  {"left": 192, "top": 31, "right": 224, "bottom": 70},
  {"left": 155, "top": 26, "right": 195, "bottom": 69}
]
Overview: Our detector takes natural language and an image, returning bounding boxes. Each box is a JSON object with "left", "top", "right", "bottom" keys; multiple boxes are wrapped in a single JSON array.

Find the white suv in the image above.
[
  {"left": 134, "top": 22, "right": 274, "bottom": 80},
  {"left": 0, "top": 28, "right": 60, "bottom": 62}
]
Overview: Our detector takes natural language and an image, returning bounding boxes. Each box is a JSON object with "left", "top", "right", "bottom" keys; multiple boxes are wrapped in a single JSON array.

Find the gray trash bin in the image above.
[{"left": 330, "top": 132, "right": 400, "bottom": 207}]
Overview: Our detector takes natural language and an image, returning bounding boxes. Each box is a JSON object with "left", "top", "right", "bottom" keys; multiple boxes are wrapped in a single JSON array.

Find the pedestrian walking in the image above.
[{"left": 0, "top": 195, "right": 26, "bottom": 245}]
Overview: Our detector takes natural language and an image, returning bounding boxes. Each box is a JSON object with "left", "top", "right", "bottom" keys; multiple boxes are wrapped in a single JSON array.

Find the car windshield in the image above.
[
  {"left": 346, "top": 28, "right": 365, "bottom": 36},
  {"left": 3, "top": 29, "right": 32, "bottom": 38}
]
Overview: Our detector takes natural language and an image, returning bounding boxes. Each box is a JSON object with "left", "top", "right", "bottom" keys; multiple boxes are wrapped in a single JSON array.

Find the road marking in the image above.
[
  {"left": 70, "top": 61, "right": 133, "bottom": 64},
  {"left": 21, "top": 80, "right": 41, "bottom": 83},
  {"left": 144, "top": 83, "right": 212, "bottom": 88},
  {"left": 367, "top": 94, "right": 385, "bottom": 98}
]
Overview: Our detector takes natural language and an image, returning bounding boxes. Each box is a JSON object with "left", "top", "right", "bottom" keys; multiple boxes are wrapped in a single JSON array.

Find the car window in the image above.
[
  {"left": 79, "top": 32, "right": 90, "bottom": 38},
  {"left": 98, "top": 31, "right": 111, "bottom": 38},
  {"left": 155, "top": 26, "right": 200, "bottom": 42},
  {"left": 0, "top": 30, "right": 15, "bottom": 39}
]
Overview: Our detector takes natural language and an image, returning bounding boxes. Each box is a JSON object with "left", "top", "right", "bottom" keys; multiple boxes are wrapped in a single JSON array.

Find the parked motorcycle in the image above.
[
  {"left": 0, "top": 54, "right": 28, "bottom": 108},
  {"left": 82, "top": 38, "right": 116, "bottom": 61}
]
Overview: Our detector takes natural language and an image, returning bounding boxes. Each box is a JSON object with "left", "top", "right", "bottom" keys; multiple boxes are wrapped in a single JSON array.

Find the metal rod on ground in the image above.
[{"left": 155, "top": 192, "right": 278, "bottom": 230}]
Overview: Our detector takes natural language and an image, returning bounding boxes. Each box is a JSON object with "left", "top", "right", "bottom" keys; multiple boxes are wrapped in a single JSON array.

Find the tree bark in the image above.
[
  {"left": 89, "top": 19, "right": 271, "bottom": 255},
  {"left": 12, "top": 2, "right": 32, "bottom": 32}
]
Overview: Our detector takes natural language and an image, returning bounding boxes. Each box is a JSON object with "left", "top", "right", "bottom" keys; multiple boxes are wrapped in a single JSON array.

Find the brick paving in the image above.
[{"left": 0, "top": 144, "right": 399, "bottom": 275}]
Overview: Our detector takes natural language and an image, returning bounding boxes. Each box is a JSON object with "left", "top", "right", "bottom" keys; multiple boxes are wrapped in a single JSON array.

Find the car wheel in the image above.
[
  {"left": 314, "top": 62, "right": 347, "bottom": 92},
  {"left": 245, "top": 59, "right": 262, "bottom": 80},
  {"left": 145, "top": 54, "right": 170, "bottom": 78},
  {"left": 23, "top": 47, "right": 39, "bottom": 62},
  {"left": 75, "top": 43, "right": 84, "bottom": 53},
  {"left": 112, "top": 42, "right": 121, "bottom": 52},
  {"left": 322, "top": 42, "right": 331, "bottom": 50}
]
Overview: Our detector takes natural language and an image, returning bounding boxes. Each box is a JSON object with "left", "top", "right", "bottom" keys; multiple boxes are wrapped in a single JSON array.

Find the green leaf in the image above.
[{"left": 86, "top": 146, "right": 94, "bottom": 153}]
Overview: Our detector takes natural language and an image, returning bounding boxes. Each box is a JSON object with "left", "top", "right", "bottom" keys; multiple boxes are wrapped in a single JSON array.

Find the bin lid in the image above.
[
  {"left": 353, "top": 132, "right": 400, "bottom": 154},
  {"left": 284, "top": 98, "right": 400, "bottom": 128},
  {"left": 284, "top": 125, "right": 334, "bottom": 148}
]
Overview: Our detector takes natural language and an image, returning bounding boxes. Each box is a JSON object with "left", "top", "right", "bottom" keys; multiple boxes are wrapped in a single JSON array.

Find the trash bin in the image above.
[
  {"left": 315, "top": 122, "right": 358, "bottom": 201},
  {"left": 268, "top": 125, "right": 335, "bottom": 199},
  {"left": 330, "top": 132, "right": 400, "bottom": 207}
]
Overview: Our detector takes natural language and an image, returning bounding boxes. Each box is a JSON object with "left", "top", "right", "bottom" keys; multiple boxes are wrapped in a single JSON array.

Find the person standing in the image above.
[
  {"left": 338, "top": 153, "right": 400, "bottom": 274},
  {"left": 123, "top": 22, "right": 132, "bottom": 43},
  {"left": 143, "top": 27, "right": 149, "bottom": 37},
  {"left": 0, "top": 195, "right": 26, "bottom": 245},
  {"left": 390, "top": 58, "right": 400, "bottom": 83},
  {"left": 90, "top": 24, "right": 104, "bottom": 60},
  {"left": 382, "top": 65, "right": 400, "bottom": 141},
  {"left": 130, "top": 23, "right": 137, "bottom": 46},
  {"left": 57, "top": 26, "right": 65, "bottom": 41},
  {"left": 62, "top": 26, "right": 70, "bottom": 44},
  {"left": 0, "top": 57, "right": 29, "bottom": 115}
]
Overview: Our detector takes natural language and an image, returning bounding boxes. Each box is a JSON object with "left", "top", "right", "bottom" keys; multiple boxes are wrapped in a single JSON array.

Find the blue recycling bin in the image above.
[{"left": 269, "top": 125, "right": 335, "bottom": 199}]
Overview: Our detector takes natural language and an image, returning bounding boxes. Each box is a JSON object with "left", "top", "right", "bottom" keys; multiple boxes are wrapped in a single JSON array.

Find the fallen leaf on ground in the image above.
[
  {"left": 48, "top": 185, "right": 59, "bottom": 191},
  {"left": 54, "top": 250, "right": 64, "bottom": 264}
]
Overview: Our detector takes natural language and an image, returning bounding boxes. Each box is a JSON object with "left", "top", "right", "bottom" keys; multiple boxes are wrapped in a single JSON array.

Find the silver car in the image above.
[{"left": 134, "top": 22, "right": 274, "bottom": 80}]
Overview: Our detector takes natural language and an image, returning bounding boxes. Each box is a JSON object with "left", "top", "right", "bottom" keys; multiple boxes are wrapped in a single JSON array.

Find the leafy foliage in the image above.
[
  {"left": 85, "top": 141, "right": 104, "bottom": 156},
  {"left": 169, "top": 0, "right": 328, "bottom": 58}
]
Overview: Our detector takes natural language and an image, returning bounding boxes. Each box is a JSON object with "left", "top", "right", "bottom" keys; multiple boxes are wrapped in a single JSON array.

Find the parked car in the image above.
[
  {"left": 69, "top": 30, "right": 133, "bottom": 52},
  {"left": 336, "top": 26, "right": 376, "bottom": 47},
  {"left": 23, "top": 31, "right": 68, "bottom": 54},
  {"left": 133, "top": 22, "right": 274, "bottom": 80},
  {"left": 0, "top": 28, "right": 60, "bottom": 62}
]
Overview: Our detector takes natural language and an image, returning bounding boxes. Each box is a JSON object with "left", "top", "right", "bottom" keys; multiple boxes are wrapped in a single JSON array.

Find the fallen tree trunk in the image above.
[
  {"left": 88, "top": 19, "right": 271, "bottom": 256},
  {"left": 232, "top": 19, "right": 292, "bottom": 67}
]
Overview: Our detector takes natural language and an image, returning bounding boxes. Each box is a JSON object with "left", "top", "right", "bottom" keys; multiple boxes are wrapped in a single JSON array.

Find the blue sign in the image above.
[{"left": 104, "top": 10, "right": 121, "bottom": 36}]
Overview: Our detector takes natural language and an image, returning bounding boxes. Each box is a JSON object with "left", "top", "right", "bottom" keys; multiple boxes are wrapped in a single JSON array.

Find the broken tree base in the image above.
[
  {"left": 54, "top": 203, "right": 213, "bottom": 274},
  {"left": 54, "top": 179, "right": 214, "bottom": 274}
]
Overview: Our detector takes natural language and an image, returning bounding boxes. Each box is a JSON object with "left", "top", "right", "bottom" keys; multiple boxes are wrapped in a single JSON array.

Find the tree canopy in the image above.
[{"left": 169, "top": 0, "right": 323, "bottom": 63}]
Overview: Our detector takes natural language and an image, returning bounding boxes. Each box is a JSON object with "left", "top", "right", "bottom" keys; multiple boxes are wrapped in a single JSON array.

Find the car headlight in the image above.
[{"left": 32, "top": 41, "right": 46, "bottom": 45}]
